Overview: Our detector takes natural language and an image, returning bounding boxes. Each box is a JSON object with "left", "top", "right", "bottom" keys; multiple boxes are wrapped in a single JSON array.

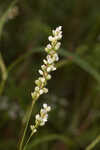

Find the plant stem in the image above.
[
  {"left": 0, "top": 52, "right": 7, "bottom": 95},
  {"left": 19, "top": 98, "right": 37, "bottom": 150},
  {"left": 86, "top": 135, "right": 100, "bottom": 150},
  {"left": 23, "top": 133, "right": 33, "bottom": 150}
]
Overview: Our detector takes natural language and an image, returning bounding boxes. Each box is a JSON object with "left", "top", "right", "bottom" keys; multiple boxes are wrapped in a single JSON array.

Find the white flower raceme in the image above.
[
  {"left": 30, "top": 103, "right": 51, "bottom": 133},
  {"left": 31, "top": 26, "right": 62, "bottom": 99}
]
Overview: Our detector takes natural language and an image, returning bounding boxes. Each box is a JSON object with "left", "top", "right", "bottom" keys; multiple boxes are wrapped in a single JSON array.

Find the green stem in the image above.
[
  {"left": 19, "top": 98, "right": 37, "bottom": 150},
  {"left": 23, "top": 133, "right": 33, "bottom": 150},
  {"left": 86, "top": 135, "right": 100, "bottom": 150}
]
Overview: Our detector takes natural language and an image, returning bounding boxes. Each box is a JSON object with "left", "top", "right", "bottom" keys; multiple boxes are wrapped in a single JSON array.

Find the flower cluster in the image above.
[
  {"left": 30, "top": 103, "right": 51, "bottom": 134},
  {"left": 31, "top": 26, "right": 62, "bottom": 99}
]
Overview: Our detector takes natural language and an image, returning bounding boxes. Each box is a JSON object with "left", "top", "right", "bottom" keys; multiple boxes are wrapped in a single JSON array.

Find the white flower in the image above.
[
  {"left": 53, "top": 53, "right": 59, "bottom": 61},
  {"left": 43, "top": 88, "right": 48, "bottom": 93},
  {"left": 46, "top": 74, "right": 51, "bottom": 80},
  {"left": 31, "top": 103, "right": 51, "bottom": 134},
  {"left": 47, "top": 44, "right": 52, "bottom": 49},
  {"left": 56, "top": 26, "right": 62, "bottom": 32},
  {"left": 39, "top": 77, "right": 45, "bottom": 83},
  {"left": 47, "top": 55, "right": 54, "bottom": 64},
  {"left": 48, "top": 36, "right": 54, "bottom": 42},
  {"left": 43, "top": 59, "right": 48, "bottom": 65},
  {"left": 43, "top": 103, "right": 51, "bottom": 112},
  {"left": 30, "top": 125, "right": 37, "bottom": 133},
  {"left": 39, "top": 69, "right": 43, "bottom": 75},
  {"left": 36, "top": 114, "right": 41, "bottom": 121},
  {"left": 41, "top": 65, "right": 46, "bottom": 70},
  {"left": 46, "top": 66, "right": 51, "bottom": 72},
  {"left": 32, "top": 26, "right": 62, "bottom": 97},
  {"left": 55, "top": 42, "right": 61, "bottom": 50},
  {"left": 30, "top": 26, "right": 62, "bottom": 136},
  {"left": 35, "top": 80, "right": 40, "bottom": 86},
  {"left": 40, "top": 121, "right": 45, "bottom": 126},
  {"left": 39, "top": 89, "right": 44, "bottom": 95},
  {"left": 42, "top": 114, "right": 48, "bottom": 122},
  {"left": 31, "top": 91, "right": 40, "bottom": 99},
  {"left": 35, "top": 86, "right": 40, "bottom": 92}
]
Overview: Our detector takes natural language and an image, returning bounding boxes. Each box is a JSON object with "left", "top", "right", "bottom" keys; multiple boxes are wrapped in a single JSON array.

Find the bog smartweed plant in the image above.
[{"left": 19, "top": 26, "right": 62, "bottom": 150}]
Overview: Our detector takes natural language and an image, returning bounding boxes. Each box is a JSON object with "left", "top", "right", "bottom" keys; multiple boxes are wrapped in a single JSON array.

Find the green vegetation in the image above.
[{"left": 0, "top": 0, "right": 100, "bottom": 150}]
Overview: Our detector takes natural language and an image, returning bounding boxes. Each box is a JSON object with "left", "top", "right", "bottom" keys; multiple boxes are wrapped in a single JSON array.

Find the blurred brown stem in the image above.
[{"left": 0, "top": 52, "right": 7, "bottom": 95}]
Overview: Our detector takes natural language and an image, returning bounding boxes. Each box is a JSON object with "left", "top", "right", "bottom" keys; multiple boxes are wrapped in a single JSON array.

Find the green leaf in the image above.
[
  {"left": 59, "top": 49, "right": 100, "bottom": 83},
  {"left": 0, "top": 0, "right": 17, "bottom": 37},
  {"left": 26, "top": 134, "right": 77, "bottom": 150}
]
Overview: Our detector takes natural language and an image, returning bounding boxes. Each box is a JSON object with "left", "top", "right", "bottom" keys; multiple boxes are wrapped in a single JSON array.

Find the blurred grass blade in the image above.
[
  {"left": 0, "top": 52, "right": 7, "bottom": 95},
  {"left": 86, "top": 135, "right": 100, "bottom": 150},
  {"left": 59, "top": 49, "right": 100, "bottom": 83},
  {"left": 8, "top": 47, "right": 100, "bottom": 84},
  {"left": 0, "top": 0, "right": 17, "bottom": 37},
  {"left": 26, "top": 134, "right": 77, "bottom": 150}
]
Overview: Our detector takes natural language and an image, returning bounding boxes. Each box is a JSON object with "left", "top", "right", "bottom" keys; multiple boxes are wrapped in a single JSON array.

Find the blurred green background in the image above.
[{"left": 1, "top": 0, "right": 100, "bottom": 150}]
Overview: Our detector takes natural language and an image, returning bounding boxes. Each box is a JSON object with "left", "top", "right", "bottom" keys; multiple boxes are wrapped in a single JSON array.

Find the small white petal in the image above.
[
  {"left": 33, "top": 128, "right": 37, "bottom": 133},
  {"left": 43, "top": 88, "right": 48, "bottom": 93},
  {"left": 43, "top": 59, "right": 48, "bottom": 65},
  {"left": 47, "top": 55, "right": 54, "bottom": 64},
  {"left": 43, "top": 103, "right": 47, "bottom": 109},
  {"left": 35, "top": 86, "right": 39, "bottom": 91},
  {"left": 35, "top": 80, "right": 40, "bottom": 85},
  {"left": 39, "top": 77, "right": 45, "bottom": 83},
  {"left": 47, "top": 66, "right": 51, "bottom": 72},
  {"left": 36, "top": 114, "right": 39, "bottom": 119},
  {"left": 53, "top": 53, "right": 59, "bottom": 61},
  {"left": 39, "top": 69, "right": 43, "bottom": 75},
  {"left": 39, "top": 89, "right": 44, "bottom": 95},
  {"left": 46, "top": 74, "right": 51, "bottom": 80},
  {"left": 55, "top": 42, "right": 61, "bottom": 50},
  {"left": 30, "top": 125, "right": 35, "bottom": 130},
  {"left": 41, "top": 65, "right": 46, "bottom": 70},
  {"left": 48, "top": 36, "right": 53, "bottom": 41},
  {"left": 40, "top": 121, "right": 45, "bottom": 126},
  {"left": 47, "top": 106, "right": 51, "bottom": 112},
  {"left": 58, "top": 26, "right": 62, "bottom": 30},
  {"left": 47, "top": 44, "right": 52, "bottom": 49}
]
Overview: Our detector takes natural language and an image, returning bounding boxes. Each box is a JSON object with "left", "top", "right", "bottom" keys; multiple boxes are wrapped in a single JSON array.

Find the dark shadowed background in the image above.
[{"left": 0, "top": 0, "right": 100, "bottom": 150}]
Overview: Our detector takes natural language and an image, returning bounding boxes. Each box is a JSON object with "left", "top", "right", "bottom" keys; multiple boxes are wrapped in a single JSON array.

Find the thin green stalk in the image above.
[
  {"left": 19, "top": 98, "right": 37, "bottom": 150},
  {"left": 86, "top": 135, "right": 100, "bottom": 150},
  {"left": 23, "top": 133, "right": 33, "bottom": 150}
]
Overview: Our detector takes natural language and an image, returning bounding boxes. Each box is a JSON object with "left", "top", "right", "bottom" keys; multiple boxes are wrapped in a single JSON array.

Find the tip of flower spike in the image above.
[{"left": 57, "top": 26, "right": 62, "bottom": 30}]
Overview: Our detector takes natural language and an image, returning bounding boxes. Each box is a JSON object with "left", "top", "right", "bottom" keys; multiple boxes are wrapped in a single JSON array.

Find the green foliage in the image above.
[{"left": 1, "top": 0, "right": 100, "bottom": 150}]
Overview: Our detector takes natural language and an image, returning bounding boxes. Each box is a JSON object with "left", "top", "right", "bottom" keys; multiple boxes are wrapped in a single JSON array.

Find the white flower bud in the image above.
[
  {"left": 39, "top": 89, "right": 44, "bottom": 95},
  {"left": 43, "top": 88, "right": 48, "bottom": 93},
  {"left": 46, "top": 74, "right": 51, "bottom": 80},
  {"left": 47, "top": 55, "right": 54, "bottom": 64},
  {"left": 30, "top": 125, "right": 37, "bottom": 133},
  {"left": 47, "top": 66, "right": 51, "bottom": 72},
  {"left": 48, "top": 36, "right": 54, "bottom": 41},
  {"left": 43, "top": 59, "right": 48, "bottom": 65},
  {"left": 35, "top": 86, "right": 39, "bottom": 91},
  {"left": 47, "top": 44, "right": 52, "bottom": 49},
  {"left": 55, "top": 42, "right": 61, "bottom": 50},
  {"left": 53, "top": 53, "right": 59, "bottom": 61},
  {"left": 51, "top": 66, "right": 56, "bottom": 71},
  {"left": 41, "top": 65, "right": 46, "bottom": 70},
  {"left": 39, "top": 69, "right": 43, "bottom": 75},
  {"left": 39, "top": 77, "right": 45, "bottom": 83},
  {"left": 35, "top": 80, "right": 40, "bottom": 86}
]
